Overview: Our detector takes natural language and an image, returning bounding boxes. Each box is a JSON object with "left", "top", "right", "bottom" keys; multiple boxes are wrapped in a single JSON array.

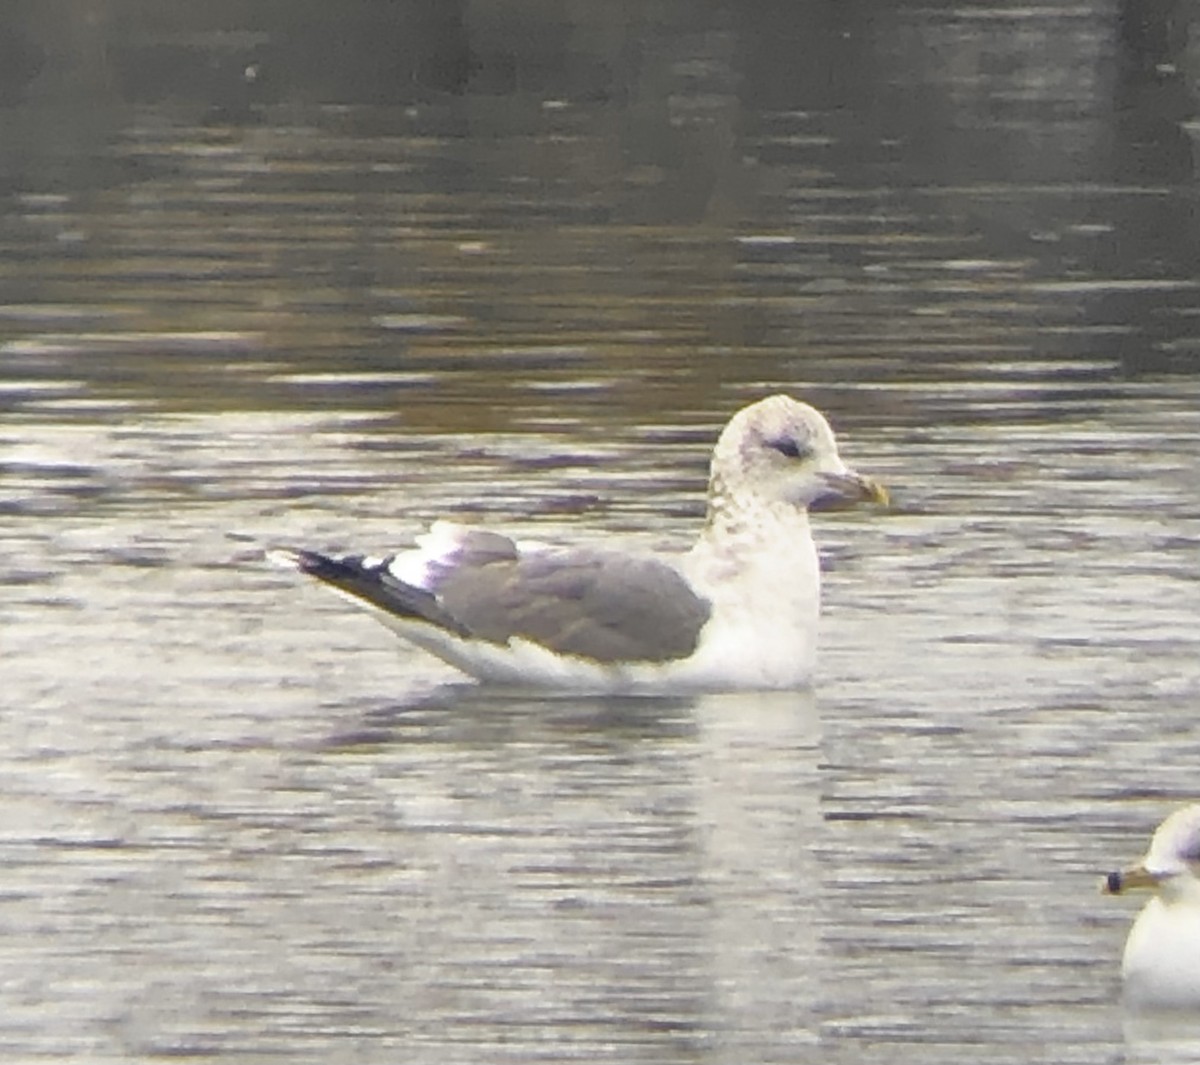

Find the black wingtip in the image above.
[
  {"left": 289, "top": 547, "right": 348, "bottom": 579},
  {"left": 280, "top": 548, "right": 395, "bottom": 593},
  {"left": 271, "top": 546, "right": 475, "bottom": 640},
  {"left": 267, "top": 545, "right": 323, "bottom": 573}
]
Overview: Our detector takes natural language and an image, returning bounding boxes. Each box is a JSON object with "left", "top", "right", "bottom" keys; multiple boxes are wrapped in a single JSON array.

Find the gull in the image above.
[
  {"left": 271, "top": 394, "right": 887, "bottom": 693},
  {"left": 1103, "top": 804, "right": 1200, "bottom": 1010}
]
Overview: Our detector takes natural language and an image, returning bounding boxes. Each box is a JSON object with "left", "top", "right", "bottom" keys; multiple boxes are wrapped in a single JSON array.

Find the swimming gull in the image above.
[
  {"left": 1103, "top": 804, "right": 1200, "bottom": 1010},
  {"left": 271, "top": 394, "right": 887, "bottom": 692}
]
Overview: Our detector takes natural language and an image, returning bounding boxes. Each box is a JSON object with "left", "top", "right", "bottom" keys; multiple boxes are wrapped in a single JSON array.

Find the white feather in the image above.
[{"left": 274, "top": 395, "right": 883, "bottom": 693}]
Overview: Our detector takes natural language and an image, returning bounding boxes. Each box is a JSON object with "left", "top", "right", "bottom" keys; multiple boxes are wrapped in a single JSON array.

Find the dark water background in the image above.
[{"left": 3, "top": 2, "right": 1200, "bottom": 1062}]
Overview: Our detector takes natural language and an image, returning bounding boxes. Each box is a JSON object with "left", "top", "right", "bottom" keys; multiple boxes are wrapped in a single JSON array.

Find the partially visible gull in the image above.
[
  {"left": 271, "top": 394, "right": 887, "bottom": 693},
  {"left": 1104, "top": 804, "right": 1200, "bottom": 1011}
]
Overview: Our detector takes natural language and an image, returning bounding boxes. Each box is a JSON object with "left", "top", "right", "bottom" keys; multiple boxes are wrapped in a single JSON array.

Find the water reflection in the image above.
[
  {"left": 347, "top": 689, "right": 824, "bottom": 1060},
  {"left": 1123, "top": 1016, "right": 1200, "bottom": 1065},
  {"left": 4, "top": 1, "right": 1200, "bottom": 1063},
  {"left": 2, "top": 685, "right": 821, "bottom": 1062}
]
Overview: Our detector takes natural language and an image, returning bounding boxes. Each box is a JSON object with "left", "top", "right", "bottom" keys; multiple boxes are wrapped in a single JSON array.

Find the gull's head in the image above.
[
  {"left": 1103, "top": 805, "right": 1200, "bottom": 901},
  {"left": 709, "top": 395, "right": 888, "bottom": 513}
]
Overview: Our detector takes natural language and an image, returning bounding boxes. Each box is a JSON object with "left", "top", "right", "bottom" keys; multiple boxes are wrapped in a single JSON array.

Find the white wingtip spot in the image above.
[{"left": 266, "top": 547, "right": 304, "bottom": 571}]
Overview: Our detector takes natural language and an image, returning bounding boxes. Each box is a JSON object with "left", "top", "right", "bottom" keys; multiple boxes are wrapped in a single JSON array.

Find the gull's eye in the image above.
[{"left": 766, "top": 437, "right": 810, "bottom": 460}]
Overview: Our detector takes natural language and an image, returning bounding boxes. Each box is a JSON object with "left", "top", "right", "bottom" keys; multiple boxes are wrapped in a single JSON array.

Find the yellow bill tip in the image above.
[{"left": 864, "top": 477, "right": 889, "bottom": 507}]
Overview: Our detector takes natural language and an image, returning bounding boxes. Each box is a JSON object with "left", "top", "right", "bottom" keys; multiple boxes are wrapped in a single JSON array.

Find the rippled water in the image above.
[{"left": 5, "top": 3, "right": 1200, "bottom": 1063}]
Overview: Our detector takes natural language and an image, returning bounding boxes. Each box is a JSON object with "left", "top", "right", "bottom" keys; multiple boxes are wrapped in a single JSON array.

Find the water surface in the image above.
[{"left": 4, "top": 3, "right": 1200, "bottom": 1063}]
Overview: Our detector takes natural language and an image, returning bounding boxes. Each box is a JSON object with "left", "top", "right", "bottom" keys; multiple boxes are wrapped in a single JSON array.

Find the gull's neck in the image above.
[
  {"left": 1158, "top": 872, "right": 1200, "bottom": 908},
  {"left": 689, "top": 472, "right": 813, "bottom": 560},
  {"left": 677, "top": 468, "right": 824, "bottom": 687}
]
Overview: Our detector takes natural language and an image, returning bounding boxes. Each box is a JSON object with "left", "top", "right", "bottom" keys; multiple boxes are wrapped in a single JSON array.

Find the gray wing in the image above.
[
  {"left": 437, "top": 545, "right": 712, "bottom": 662},
  {"left": 284, "top": 529, "right": 711, "bottom": 664}
]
